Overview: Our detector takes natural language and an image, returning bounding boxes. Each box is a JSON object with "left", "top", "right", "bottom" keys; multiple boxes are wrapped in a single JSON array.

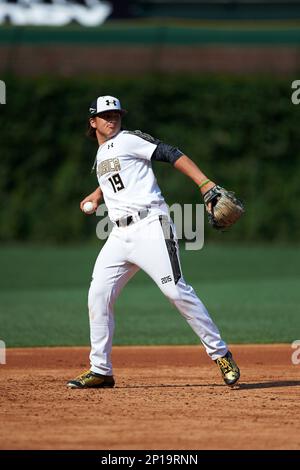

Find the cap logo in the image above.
[
  {"left": 106, "top": 99, "right": 117, "bottom": 106},
  {"left": 89, "top": 107, "right": 96, "bottom": 113}
]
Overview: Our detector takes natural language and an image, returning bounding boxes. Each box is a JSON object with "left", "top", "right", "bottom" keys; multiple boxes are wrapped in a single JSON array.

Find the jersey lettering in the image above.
[{"left": 98, "top": 158, "right": 121, "bottom": 177}]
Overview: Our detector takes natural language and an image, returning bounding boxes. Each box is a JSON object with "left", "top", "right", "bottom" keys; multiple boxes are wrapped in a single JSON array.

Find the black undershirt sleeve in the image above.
[{"left": 151, "top": 142, "right": 184, "bottom": 165}]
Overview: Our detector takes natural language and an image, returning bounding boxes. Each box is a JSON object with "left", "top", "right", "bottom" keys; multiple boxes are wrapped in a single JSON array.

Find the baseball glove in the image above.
[{"left": 203, "top": 185, "right": 245, "bottom": 231}]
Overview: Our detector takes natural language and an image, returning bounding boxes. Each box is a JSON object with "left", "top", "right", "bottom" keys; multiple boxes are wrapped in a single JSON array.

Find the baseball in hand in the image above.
[{"left": 83, "top": 201, "right": 95, "bottom": 214}]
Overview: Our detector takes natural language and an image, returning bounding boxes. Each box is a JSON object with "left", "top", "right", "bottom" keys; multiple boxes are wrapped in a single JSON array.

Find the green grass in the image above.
[{"left": 0, "top": 243, "right": 299, "bottom": 347}]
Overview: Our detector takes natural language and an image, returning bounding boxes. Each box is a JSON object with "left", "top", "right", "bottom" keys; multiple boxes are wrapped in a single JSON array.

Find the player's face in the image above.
[{"left": 91, "top": 111, "right": 122, "bottom": 143}]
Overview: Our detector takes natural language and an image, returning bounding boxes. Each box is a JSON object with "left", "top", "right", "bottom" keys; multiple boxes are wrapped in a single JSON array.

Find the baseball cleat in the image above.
[
  {"left": 215, "top": 351, "right": 240, "bottom": 386},
  {"left": 67, "top": 370, "right": 115, "bottom": 389}
]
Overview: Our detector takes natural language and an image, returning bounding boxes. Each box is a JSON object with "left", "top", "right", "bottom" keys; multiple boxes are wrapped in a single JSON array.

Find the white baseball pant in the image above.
[{"left": 88, "top": 212, "right": 228, "bottom": 375}]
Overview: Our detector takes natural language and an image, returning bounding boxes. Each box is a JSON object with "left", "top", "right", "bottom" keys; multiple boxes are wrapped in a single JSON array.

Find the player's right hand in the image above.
[
  {"left": 80, "top": 188, "right": 102, "bottom": 213},
  {"left": 80, "top": 198, "right": 97, "bottom": 214}
]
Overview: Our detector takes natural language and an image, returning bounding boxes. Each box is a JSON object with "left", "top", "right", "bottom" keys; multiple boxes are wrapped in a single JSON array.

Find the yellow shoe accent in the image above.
[
  {"left": 67, "top": 370, "right": 115, "bottom": 389},
  {"left": 215, "top": 351, "right": 240, "bottom": 386}
]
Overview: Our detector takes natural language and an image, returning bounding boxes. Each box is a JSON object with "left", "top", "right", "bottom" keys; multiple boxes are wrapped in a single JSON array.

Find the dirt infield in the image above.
[{"left": 1, "top": 345, "right": 299, "bottom": 450}]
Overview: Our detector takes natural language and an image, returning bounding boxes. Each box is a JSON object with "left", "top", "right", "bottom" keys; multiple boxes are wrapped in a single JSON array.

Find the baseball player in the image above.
[{"left": 67, "top": 95, "right": 240, "bottom": 389}]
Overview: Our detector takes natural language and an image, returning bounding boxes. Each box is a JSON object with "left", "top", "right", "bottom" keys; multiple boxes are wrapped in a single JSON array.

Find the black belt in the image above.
[{"left": 115, "top": 210, "right": 148, "bottom": 227}]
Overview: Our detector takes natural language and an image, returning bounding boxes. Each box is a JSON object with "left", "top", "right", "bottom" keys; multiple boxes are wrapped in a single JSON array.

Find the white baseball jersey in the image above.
[{"left": 95, "top": 130, "right": 168, "bottom": 221}]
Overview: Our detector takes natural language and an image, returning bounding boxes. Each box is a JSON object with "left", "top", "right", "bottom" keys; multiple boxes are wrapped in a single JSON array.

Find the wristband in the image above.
[{"left": 198, "top": 179, "right": 211, "bottom": 190}]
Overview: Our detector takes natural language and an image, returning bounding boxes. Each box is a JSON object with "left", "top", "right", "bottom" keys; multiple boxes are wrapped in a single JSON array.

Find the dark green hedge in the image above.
[{"left": 0, "top": 74, "right": 299, "bottom": 242}]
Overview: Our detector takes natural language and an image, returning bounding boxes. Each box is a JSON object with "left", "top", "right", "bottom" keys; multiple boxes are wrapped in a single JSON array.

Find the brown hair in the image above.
[{"left": 86, "top": 118, "right": 97, "bottom": 140}]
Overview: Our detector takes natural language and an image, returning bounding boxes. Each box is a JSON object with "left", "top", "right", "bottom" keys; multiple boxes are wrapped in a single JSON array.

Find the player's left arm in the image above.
[
  {"left": 173, "top": 155, "right": 215, "bottom": 195},
  {"left": 174, "top": 155, "right": 245, "bottom": 229},
  {"left": 152, "top": 144, "right": 244, "bottom": 227},
  {"left": 151, "top": 143, "right": 215, "bottom": 195}
]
